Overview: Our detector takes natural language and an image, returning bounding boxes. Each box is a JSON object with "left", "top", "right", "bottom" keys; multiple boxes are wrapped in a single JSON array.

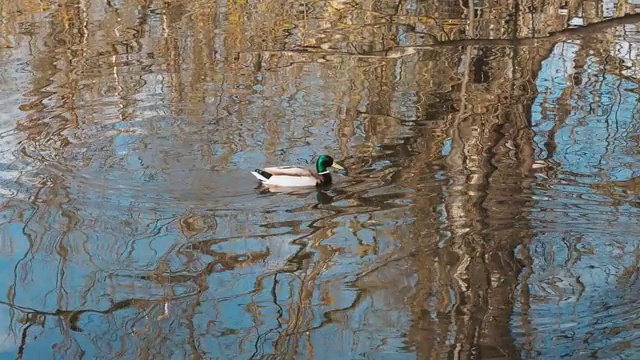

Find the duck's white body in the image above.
[{"left": 251, "top": 166, "right": 325, "bottom": 187}]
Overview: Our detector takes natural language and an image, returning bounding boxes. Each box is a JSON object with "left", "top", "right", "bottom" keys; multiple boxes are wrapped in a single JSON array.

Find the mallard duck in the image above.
[{"left": 251, "top": 155, "right": 344, "bottom": 187}]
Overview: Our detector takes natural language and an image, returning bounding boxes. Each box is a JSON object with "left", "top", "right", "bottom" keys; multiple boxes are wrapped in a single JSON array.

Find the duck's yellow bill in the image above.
[{"left": 331, "top": 163, "right": 345, "bottom": 170}]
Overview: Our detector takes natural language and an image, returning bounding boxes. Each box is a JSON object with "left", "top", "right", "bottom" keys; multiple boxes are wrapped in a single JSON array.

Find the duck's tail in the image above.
[{"left": 251, "top": 169, "right": 272, "bottom": 183}]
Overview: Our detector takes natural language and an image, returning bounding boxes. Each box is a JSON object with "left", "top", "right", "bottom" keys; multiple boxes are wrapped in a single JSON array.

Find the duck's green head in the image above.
[{"left": 316, "top": 155, "right": 344, "bottom": 174}]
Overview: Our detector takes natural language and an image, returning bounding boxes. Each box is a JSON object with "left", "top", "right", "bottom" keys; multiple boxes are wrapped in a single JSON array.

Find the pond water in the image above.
[{"left": 0, "top": 0, "right": 639, "bottom": 358}]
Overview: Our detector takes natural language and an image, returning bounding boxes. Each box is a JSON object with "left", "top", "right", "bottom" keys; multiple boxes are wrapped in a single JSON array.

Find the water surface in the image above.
[{"left": 0, "top": 0, "right": 639, "bottom": 358}]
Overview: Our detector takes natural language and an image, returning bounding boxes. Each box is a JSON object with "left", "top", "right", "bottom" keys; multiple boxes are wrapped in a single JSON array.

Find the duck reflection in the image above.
[{"left": 257, "top": 184, "right": 335, "bottom": 204}]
